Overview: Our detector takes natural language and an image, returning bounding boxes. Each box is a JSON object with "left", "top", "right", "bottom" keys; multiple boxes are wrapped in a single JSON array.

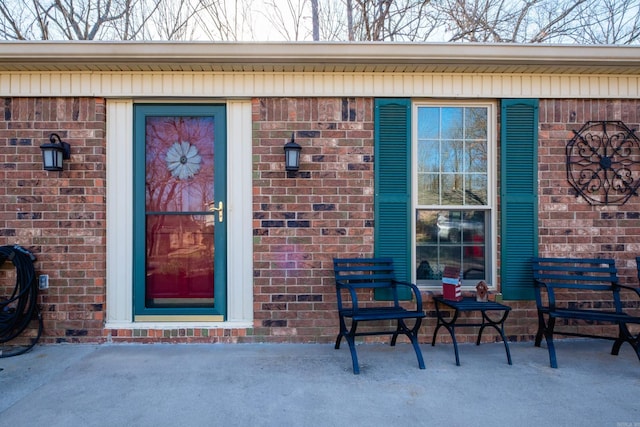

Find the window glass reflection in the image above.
[{"left": 415, "top": 210, "right": 487, "bottom": 283}]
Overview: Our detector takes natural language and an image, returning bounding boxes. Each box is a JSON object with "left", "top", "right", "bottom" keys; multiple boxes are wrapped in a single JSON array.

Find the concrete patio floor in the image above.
[{"left": 1, "top": 339, "right": 638, "bottom": 427}]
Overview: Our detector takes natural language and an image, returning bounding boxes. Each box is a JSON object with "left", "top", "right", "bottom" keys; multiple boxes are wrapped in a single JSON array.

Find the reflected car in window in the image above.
[{"left": 437, "top": 211, "right": 484, "bottom": 243}]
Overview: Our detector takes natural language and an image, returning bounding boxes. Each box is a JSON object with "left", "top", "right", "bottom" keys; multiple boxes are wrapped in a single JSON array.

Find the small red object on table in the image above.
[{"left": 442, "top": 266, "right": 462, "bottom": 301}]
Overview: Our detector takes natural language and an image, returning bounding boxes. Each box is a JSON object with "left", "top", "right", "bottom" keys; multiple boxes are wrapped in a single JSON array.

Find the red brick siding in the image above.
[
  {"left": 0, "top": 97, "right": 106, "bottom": 344},
  {"left": 2, "top": 96, "right": 639, "bottom": 346},
  {"left": 536, "top": 99, "right": 640, "bottom": 339},
  {"left": 538, "top": 99, "right": 640, "bottom": 279},
  {"left": 252, "top": 97, "right": 376, "bottom": 342}
]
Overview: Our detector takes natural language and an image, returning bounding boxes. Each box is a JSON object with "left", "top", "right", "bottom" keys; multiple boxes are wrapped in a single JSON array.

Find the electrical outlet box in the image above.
[{"left": 39, "top": 274, "right": 49, "bottom": 290}]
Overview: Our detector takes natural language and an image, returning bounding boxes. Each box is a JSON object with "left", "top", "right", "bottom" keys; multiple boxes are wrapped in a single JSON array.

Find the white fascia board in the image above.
[{"left": 0, "top": 42, "right": 639, "bottom": 73}]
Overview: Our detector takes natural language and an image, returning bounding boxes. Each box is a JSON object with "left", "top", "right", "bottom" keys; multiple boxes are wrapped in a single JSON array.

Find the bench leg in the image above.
[
  {"left": 344, "top": 320, "right": 361, "bottom": 374},
  {"left": 335, "top": 315, "right": 361, "bottom": 374},
  {"left": 611, "top": 323, "right": 640, "bottom": 362},
  {"left": 534, "top": 311, "right": 558, "bottom": 368},
  {"left": 543, "top": 317, "right": 558, "bottom": 368},
  {"left": 410, "top": 318, "right": 426, "bottom": 370},
  {"left": 335, "top": 315, "right": 348, "bottom": 349},
  {"left": 390, "top": 318, "right": 425, "bottom": 370},
  {"left": 345, "top": 336, "right": 360, "bottom": 375},
  {"left": 534, "top": 310, "right": 545, "bottom": 347}
]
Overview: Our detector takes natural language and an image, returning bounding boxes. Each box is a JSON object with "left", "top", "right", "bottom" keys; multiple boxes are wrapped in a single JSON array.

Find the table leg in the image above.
[
  {"left": 477, "top": 309, "right": 512, "bottom": 365},
  {"left": 432, "top": 301, "right": 462, "bottom": 366}
]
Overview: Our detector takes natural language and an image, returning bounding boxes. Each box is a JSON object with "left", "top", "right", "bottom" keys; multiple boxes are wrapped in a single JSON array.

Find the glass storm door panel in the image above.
[{"left": 133, "top": 104, "right": 227, "bottom": 319}]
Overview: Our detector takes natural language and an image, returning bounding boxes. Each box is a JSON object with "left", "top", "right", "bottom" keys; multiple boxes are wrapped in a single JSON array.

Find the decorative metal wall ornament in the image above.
[{"left": 566, "top": 121, "right": 640, "bottom": 205}]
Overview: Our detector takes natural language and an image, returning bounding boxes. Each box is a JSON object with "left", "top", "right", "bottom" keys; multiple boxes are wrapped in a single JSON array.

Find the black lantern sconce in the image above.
[
  {"left": 40, "top": 133, "right": 71, "bottom": 172},
  {"left": 283, "top": 133, "right": 301, "bottom": 172}
]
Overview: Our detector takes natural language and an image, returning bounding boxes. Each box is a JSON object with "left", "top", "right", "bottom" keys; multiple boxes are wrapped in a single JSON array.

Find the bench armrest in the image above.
[
  {"left": 335, "top": 280, "right": 360, "bottom": 311},
  {"left": 616, "top": 284, "right": 640, "bottom": 298},
  {"left": 392, "top": 280, "right": 423, "bottom": 311},
  {"left": 335, "top": 279, "right": 423, "bottom": 313},
  {"left": 533, "top": 280, "right": 556, "bottom": 310}
]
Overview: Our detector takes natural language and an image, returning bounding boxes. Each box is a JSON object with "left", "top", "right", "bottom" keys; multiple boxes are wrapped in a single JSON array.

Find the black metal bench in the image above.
[
  {"left": 333, "top": 257, "right": 426, "bottom": 374},
  {"left": 532, "top": 257, "right": 640, "bottom": 368}
]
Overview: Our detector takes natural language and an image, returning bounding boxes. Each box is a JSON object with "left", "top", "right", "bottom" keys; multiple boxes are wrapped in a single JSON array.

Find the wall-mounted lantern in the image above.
[
  {"left": 40, "top": 133, "right": 71, "bottom": 172},
  {"left": 283, "top": 133, "right": 301, "bottom": 172}
]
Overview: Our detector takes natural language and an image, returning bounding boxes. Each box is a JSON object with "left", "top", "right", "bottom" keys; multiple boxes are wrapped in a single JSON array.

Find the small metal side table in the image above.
[{"left": 431, "top": 296, "right": 512, "bottom": 366}]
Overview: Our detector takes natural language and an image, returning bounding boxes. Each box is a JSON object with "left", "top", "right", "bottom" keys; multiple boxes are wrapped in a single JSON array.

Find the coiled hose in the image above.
[{"left": 0, "top": 245, "right": 43, "bottom": 357}]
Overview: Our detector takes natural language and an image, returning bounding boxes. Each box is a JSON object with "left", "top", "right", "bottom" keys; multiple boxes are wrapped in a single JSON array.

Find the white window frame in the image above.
[{"left": 411, "top": 100, "right": 497, "bottom": 290}]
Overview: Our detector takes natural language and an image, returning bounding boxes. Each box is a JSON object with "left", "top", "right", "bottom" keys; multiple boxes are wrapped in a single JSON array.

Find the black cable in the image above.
[{"left": 0, "top": 245, "right": 43, "bottom": 358}]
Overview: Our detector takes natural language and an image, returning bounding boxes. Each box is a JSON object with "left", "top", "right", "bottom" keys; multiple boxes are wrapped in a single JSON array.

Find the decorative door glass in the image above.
[{"left": 134, "top": 105, "right": 226, "bottom": 318}]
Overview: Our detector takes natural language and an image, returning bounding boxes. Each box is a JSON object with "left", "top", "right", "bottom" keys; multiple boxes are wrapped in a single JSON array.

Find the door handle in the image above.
[{"left": 210, "top": 201, "right": 224, "bottom": 223}]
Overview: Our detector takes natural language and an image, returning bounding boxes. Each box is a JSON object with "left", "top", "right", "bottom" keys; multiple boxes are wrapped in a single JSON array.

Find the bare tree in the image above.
[
  {"left": 195, "top": 0, "right": 257, "bottom": 41},
  {"left": 48, "top": 0, "right": 134, "bottom": 39},
  {"left": 0, "top": 0, "right": 164, "bottom": 40},
  {"left": 573, "top": 0, "right": 640, "bottom": 44},
  {"left": 261, "top": 0, "right": 309, "bottom": 41},
  {"left": 314, "top": 0, "right": 348, "bottom": 41},
  {"left": 0, "top": 0, "right": 61, "bottom": 40},
  {"left": 346, "top": 0, "right": 436, "bottom": 41},
  {"left": 434, "top": 0, "right": 574, "bottom": 43},
  {"left": 311, "top": 0, "right": 319, "bottom": 40},
  {"left": 1, "top": 0, "right": 639, "bottom": 44},
  {"left": 145, "top": 0, "right": 198, "bottom": 40},
  {"left": 346, "top": 0, "right": 354, "bottom": 40}
]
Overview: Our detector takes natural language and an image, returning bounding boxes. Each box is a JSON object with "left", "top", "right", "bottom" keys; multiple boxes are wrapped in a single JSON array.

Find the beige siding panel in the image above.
[
  {"left": 106, "top": 99, "right": 134, "bottom": 325},
  {"left": 226, "top": 99, "right": 254, "bottom": 324},
  {"left": 0, "top": 74, "right": 7, "bottom": 94},
  {"left": 1, "top": 71, "right": 640, "bottom": 98}
]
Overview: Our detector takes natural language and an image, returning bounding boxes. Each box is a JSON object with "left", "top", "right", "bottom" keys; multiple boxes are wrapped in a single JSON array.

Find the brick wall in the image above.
[
  {"left": 0, "top": 97, "right": 106, "bottom": 344},
  {"left": 536, "top": 99, "right": 640, "bottom": 339},
  {"left": 538, "top": 99, "right": 640, "bottom": 279},
  {"left": 252, "top": 97, "right": 376, "bottom": 342},
  {"left": 2, "top": 96, "right": 638, "bottom": 346}
]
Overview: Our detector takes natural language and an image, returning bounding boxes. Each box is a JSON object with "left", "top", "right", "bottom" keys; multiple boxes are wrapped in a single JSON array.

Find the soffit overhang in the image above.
[{"left": 0, "top": 41, "right": 639, "bottom": 75}]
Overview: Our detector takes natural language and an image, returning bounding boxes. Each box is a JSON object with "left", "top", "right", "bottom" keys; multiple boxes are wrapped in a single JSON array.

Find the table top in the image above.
[{"left": 433, "top": 296, "right": 511, "bottom": 311}]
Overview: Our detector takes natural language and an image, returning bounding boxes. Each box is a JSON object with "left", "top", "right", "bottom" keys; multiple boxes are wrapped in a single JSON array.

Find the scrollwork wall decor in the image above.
[{"left": 566, "top": 121, "right": 640, "bottom": 205}]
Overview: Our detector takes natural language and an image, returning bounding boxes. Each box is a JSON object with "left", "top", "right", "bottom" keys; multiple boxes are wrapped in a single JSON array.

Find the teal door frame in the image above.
[{"left": 132, "top": 104, "right": 227, "bottom": 319}]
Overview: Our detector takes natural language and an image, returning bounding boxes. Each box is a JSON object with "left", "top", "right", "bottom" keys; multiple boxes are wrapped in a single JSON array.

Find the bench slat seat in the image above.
[
  {"left": 342, "top": 307, "right": 426, "bottom": 322},
  {"left": 532, "top": 257, "right": 640, "bottom": 368},
  {"left": 543, "top": 309, "right": 640, "bottom": 324},
  {"left": 333, "top": 257, "right": 426, "bottom": 374}
]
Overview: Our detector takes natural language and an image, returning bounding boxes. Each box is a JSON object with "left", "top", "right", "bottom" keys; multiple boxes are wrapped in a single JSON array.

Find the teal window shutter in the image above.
[
  {"left": 500, "top": 99, "right": 539, "bottom": 300},
  {"left": 374, "top": 98, "right": 412, "bottom": 300}
]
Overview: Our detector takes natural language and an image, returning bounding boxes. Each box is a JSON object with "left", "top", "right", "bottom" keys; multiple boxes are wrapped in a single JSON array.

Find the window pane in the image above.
[
  {"left": 416, "top": 105, "right": 488, "bottom": 208},
  {"left": 418, "top": 173, "right": 440, "bottom": 205},
  {"left": 441, "top": 174, "right": 463, "bottom": 205},
  {"left": 441, "top": 140, "right": 463, "bottom": 173},
  {"left": 465, "top": 108, "right": 487, "bottom": 139},
  {"left": 416, "top": 246, "right": 439, "bottom": 280},
  {"left": 440, "top": 245, "right": 462, "bottom": 272},
  {"left": 146, "top": 214, "right": 214, "bottom": 308},
  {"left": 416, "top": 210, "right": 438, "bottom": 243},
  {"left": 461, "top": 211, "right": 485, "bottom": 243},
  {"left": 417, "top": 107, "right": 440, "bottom": 139},
  {"left": 417, "top": 140, "right": 439, "bottom": 172},
  {"left": 416, "top": 207, "right": 487, "bottom": 285},
  {"left": 465, "top": 140, "right": 487, "bottom": 172},
  {"left": 465, "top": 174, "right": 487, "bottom": 205},
  {"left": 145, "top": 116, "right": 215, "bottom": 213},
  {"left": 441, "top": 108, "right": 463, "bottom": 139}
]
